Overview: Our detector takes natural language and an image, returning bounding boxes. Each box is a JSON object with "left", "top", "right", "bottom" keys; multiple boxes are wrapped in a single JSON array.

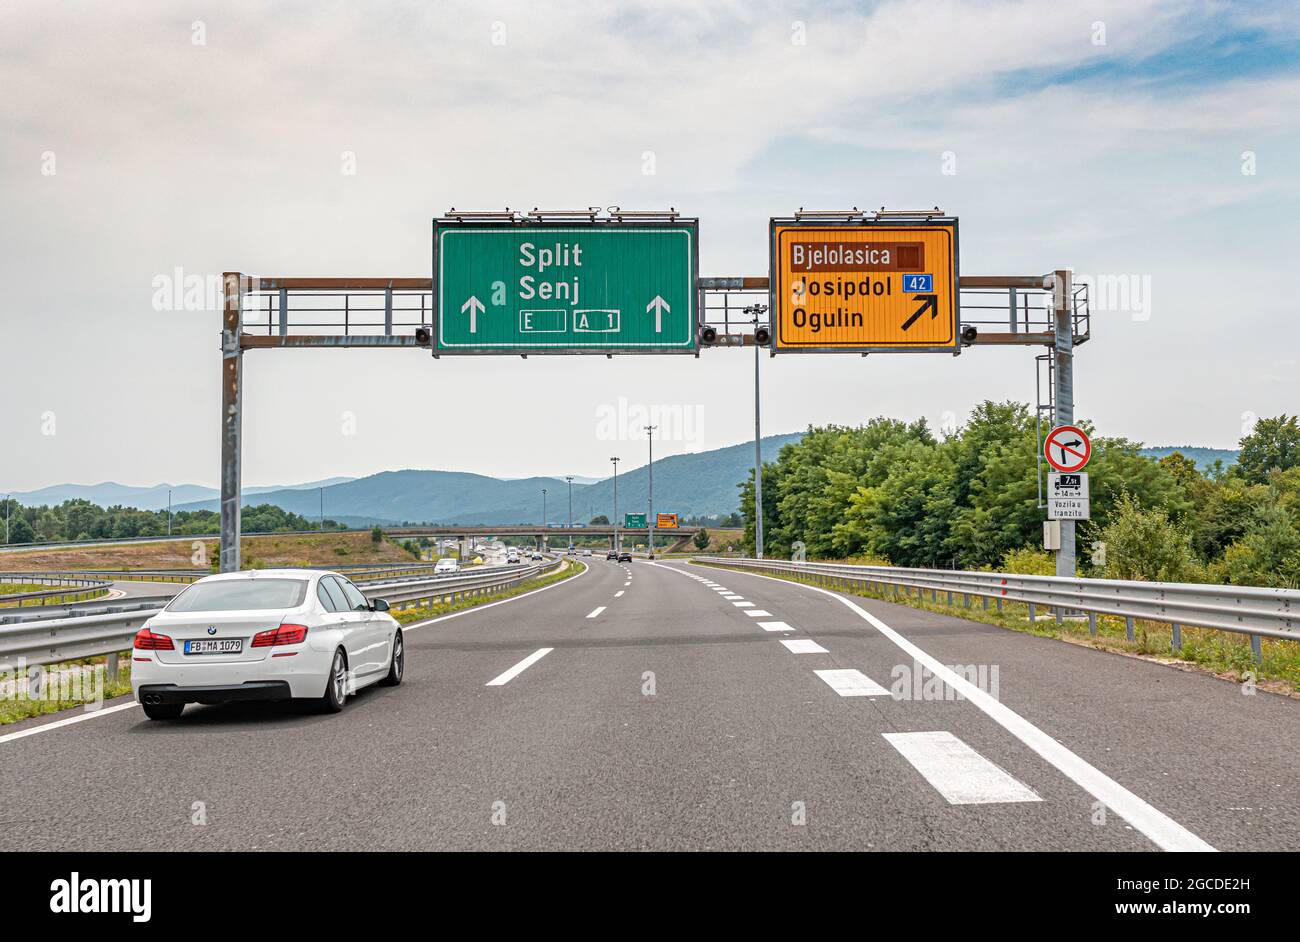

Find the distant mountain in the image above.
[
  {"left": 6, "top": 477, "right": 356, "bottom": 511},
  {"left": 1138, "top": 447, "right": 1237, "bottom": 472},
  {"left": 171, "top": 433, "right": 807, "bottom": 525}
]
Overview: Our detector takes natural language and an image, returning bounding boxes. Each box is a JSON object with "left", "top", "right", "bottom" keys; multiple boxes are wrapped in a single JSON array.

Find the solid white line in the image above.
[
  {"left": 0, "top": 701, "right": 139, "bottom": 745},
  {"left": 780, "top": 639, "right": 829, "bottom": 654},
  {"left": 485, "top": 648, "right": 554, "bottom": 686},
  {"left": 884, "top": 731, "right": 1041, "bottom": 805},
  {"left": 614, "top": 591, "right": 624, "bottom": 598},
  {"left": 744, "top": 610, "right": 773, "bottom": 618},
  {"left": 587, "top": 606, "right": 606, "bottom": 618},
  {"left": 403, "top": 559, "right": 588, "bottom": 632},
  {"left": 814, "top": 668, "right": 889, "bottom": 697},
  {"left": 732, "top": 601, "right": 754, "bottom": 607},
  {"left": 758, "top": 621, "right": 795, "bottom": 632},
  {"left": 693, "top": 563, "right": 1216, "bottom": 853}
]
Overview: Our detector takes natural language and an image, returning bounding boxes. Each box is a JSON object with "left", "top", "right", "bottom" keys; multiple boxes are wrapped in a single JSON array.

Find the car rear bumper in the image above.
[{"left": 137, "top": 681, "right": 292, "bottom": 705}]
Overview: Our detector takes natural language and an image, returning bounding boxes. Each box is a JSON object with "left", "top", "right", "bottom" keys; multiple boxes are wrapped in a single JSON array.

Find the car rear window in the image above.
[{"left": 166, "top": 578, "right": 308, "bottom": 612}]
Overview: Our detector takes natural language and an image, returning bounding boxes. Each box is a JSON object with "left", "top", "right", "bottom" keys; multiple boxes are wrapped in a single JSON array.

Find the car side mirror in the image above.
[{"left": 371, "top": 598, "right": 390, "bottom": 612}]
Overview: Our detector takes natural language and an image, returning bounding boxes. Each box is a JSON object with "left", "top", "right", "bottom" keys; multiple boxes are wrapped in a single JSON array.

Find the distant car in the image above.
[
  {"left": 434, "top": 558, "right": 460, "bottom": 574},
  {"left": 618, "top": 551, "right": 632, "bottom": 562},
  {"left": 606, "top": 550, "right": 619, "bottom": 560},
  {"left": 582, "top": 549, "right": 593, "bottom": 557},
  {"left": 506, "top": 551, "right": 520, "bottom": 564},
  {"left": 531, "top": 552, "right": 543, "bottom": 561},
  {"left": 131, "top": 570, "right": 402, "bottom": 720}
]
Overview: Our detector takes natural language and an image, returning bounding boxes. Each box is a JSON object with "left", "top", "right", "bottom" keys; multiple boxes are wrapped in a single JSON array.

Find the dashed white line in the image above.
[
  {"left": 758, "top": 621, "right": 795, "bottom": 632},
  {"left": 485, "top": 648, "right": 554, "bottom": 686},
  {"left": 814, "top": 668, "right": 889, "bottom": 697},
  {"left": 732, "top": 601, "right": 754, "bottom": 607},
  {"left": 587, "top": 606, "right": 606, "bottom": 619},
  {"left": 694, "top": 563, "right": 1217, "bottom": 852},
  {"left": 780, "top": 639, "right": 829, "bottom": 654},
  {"left": 614, "top": 590, "right": 624, "bottom": 598},
  {"left": 883, "top": 731, "right": 1042, "bottom": 805},
  {"left": 744, "top": 610, "right": 773, "bottom": 618}
]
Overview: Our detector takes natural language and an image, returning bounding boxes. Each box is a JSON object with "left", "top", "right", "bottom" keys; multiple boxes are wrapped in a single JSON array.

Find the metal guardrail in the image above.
[
  {"left": 694, "top": 557, "right": 1297, "bottom": 658},
  {"left": 0, "top": 562, "right": 438, "bottom": 588},
  {"left": 0, "top": 574, "right": 113, "bottom": 608},
  {"left": 0, "top": 559, "right": 566, "bottom": 672}
]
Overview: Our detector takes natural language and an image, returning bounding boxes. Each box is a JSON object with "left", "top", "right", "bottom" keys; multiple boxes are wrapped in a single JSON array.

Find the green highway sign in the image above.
[
  {"left": 624, "top": 512, "right": 647, "bottom": 529},
  {"left": 432, "top": 219, "right": 698, "bottom": 353}
]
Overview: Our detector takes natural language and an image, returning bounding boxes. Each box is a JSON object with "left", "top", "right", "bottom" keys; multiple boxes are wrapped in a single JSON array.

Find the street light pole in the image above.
[
  {"left": 566, "top": 475, "right": 574, "bottom": 552},
  {"left": 319, "top": 487, "right": 324, "bottom": 532},
  {"left": 645, "top": 425, "right": 657, "bottom": 559},
  {"left": 747, "top": 304, "right": 767, "bottom": 560},
  {"left": 3, "top": 494, "right": 9, "bottom": 545},
  {"left": 542, "top": 487, "right": 548, "bottom": 551},
  {"left": 167, "top": 488, "right": 172, "bottom": 537},
  {"left": 610, "top": 456, "right": 620, "bottom": 553}
]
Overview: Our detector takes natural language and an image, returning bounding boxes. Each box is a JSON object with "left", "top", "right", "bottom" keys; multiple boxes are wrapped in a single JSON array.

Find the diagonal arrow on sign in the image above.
[
  {"left": 646, "top": 295, "right": 669, "bottom": 332},
  {"left": 900, "top": 293, "right": 938, "bottom": 331},
  {"left": 461, "top": 295, "right": 485, "bottom": 333}
]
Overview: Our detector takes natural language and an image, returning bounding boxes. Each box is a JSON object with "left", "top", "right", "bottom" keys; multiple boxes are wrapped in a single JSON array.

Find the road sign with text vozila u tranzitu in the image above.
[{"left": 433, "top": 218, "right": 698, "bottom": 354}]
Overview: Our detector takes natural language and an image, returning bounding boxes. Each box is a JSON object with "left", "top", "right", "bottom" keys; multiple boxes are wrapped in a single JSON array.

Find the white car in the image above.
[
  {"left": 505, "top": 551, "right": 521, "bottom": 564},
  {"left": 131, "top": 569, "right": 402, "bottom": 720},
  {"left": 434, "top": 558, "right": 460, "bottom": 574}
]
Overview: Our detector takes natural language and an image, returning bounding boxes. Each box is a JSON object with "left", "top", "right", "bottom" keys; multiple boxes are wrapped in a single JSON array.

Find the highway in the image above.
[{"left": 1, "top": 557, "right": 1295, "bottom": 852}]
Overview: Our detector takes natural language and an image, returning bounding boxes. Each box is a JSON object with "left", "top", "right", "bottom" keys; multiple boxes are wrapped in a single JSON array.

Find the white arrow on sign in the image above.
[
  {"left": 646, "top": 295, "right": 669, "bottom": 332},
  {"left": 461, "top": 295, "right": 485, "bottom": 333}
]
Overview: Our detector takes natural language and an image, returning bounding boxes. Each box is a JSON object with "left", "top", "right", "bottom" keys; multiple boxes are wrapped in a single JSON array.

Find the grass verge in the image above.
[
  {"left": 1, "top": 657, "right": 135, "bottom": 725},
  {"left": 696, "top": 561, "right": 1300, "bottom": 695}
]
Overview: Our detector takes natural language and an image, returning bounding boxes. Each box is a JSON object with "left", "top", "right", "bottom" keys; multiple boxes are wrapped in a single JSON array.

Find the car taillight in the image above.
[
  {"left": 251, "top": 623, "right": 309, "bottom": 647},
  {"left": 133, "top": 627, "right": 174, "bottom": 650}
]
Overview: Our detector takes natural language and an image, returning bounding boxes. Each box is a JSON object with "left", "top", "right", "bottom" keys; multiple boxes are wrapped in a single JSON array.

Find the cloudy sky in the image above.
[{"left": 2, "top": 0, "right": 1298, "bottom": 492}]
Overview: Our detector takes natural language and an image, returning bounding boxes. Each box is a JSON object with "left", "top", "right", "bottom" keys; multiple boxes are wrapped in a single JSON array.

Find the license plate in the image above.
[{"left": 184, "top": 639, "right": 243, "bottom": 655}]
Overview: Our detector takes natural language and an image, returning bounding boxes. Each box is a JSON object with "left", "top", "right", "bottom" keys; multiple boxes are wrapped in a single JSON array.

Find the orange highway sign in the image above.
[{"left": 769, "top": 217, "right": 959, "bottom": 352}]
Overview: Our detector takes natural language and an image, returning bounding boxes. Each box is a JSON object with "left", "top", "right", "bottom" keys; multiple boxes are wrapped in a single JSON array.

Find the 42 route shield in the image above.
[
  {"left": 432, "top": 218, "right": 699, "bottom": 354},
  {"left": 769, "top": 216, "right": 959, "bottom": 353}
]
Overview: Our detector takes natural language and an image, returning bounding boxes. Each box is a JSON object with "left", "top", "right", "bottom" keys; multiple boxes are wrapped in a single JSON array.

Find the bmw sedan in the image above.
[{"left": 131, "top": 570, "right": 403, "bottom": 720}]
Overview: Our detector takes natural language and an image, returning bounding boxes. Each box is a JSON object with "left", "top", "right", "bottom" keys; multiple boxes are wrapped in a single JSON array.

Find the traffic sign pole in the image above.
[{"left": 1052, "top": 270, "right": 1075, "bottom": 578}]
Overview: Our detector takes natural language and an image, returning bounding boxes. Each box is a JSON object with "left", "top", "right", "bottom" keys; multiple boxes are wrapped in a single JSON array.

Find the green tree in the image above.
[
  {"left": 1236, "top": 415, "right": 1300, "bottom": 483},
  {"left": 1095, "top": 492, "right": 1201, "bottom": 583},
  {"left": 370, "top": 526, "right": 383, "bottom": 544},
  {"left": 7, "top": 516, "right": 35, "bottom": 544},
  {"left": 693, "top": 528, "right": 710, "bottom": 550}
]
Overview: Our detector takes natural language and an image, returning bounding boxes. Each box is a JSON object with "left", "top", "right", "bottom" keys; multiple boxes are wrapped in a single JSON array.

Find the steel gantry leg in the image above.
[
  {"left": 1052, "top": 269, "right": 1076, "bottom": 579},
  {"left": 219, "top": 272, "right": 245, "bottom": 573}
]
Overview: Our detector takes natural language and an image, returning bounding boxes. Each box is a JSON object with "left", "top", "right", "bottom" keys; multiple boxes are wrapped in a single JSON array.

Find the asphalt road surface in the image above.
[{"left": 2, "top": 558, "right": 1296, "bottom": 851}]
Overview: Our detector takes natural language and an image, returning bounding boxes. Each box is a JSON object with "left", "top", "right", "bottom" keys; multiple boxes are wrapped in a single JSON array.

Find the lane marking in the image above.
[
  {"left": 758, "top": 621, "right": 795, "bottom": 632},
  {"left": 587, "top": 606, "right": 606, "bottom": 618},
  {"left": 624, "top": 581, "right": 631, "bottom": 587},
  {"left": 744, "top": 610, "right": 773, "bottom": 618},
  {"left": 780, "top": 639, "right": 829, "bottom": 655},
  {"left": 486, "top": 647, "right": 554, "bottom": 686},
  {"left": 814, "top": 668, "right": 889, "bottom": 697},
  {"left": 883, "top": 731, "right": 1042, "bottom": 805},
  {"left": 687, "top": 563, "right": 1216, "bottom": 853},
  {"left": 732, "top": 601, "right": 754, "bottom": 607},
  {"left": 0, "top": 701, "right": 139, "bottom": 745},
  {"left": 721, "top": 594, "right": 743, "bottom": 600},
  {"left": 614, "top": 591, "right": 624, "bottom": 598}
]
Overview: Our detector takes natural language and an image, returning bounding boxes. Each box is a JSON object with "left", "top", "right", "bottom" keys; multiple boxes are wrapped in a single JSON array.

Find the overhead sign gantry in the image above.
[{"left": 432, "top": 209, "right": 698, "bottom": 354}]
